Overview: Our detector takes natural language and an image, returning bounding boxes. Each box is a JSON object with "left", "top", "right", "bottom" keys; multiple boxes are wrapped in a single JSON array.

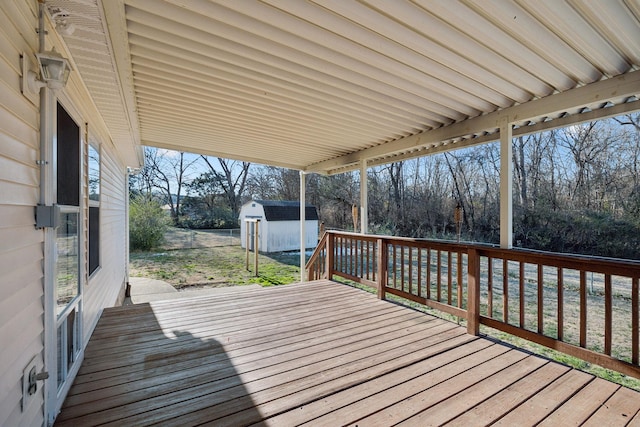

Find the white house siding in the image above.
[
  {"left": 0, "top": 2, "right": 131, "bottom": 425},
  {"left": 0, "top": 1, "right": 44, "bottom": 426},
  {"left": 81, "top": 142, "right": 128, "bottom": 345}
]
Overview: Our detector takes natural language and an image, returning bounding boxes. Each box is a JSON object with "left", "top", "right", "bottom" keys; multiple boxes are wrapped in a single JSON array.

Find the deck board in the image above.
[{"left": 55, "top": 280, "right": 640, "bottom": 426}]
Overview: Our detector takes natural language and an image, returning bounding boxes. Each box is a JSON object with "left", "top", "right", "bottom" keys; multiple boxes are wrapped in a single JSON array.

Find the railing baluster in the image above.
[
  {"left": 519, "top": 262, "right": 525, "bottom": 328},
  {"left": 338, "top": 236, "right": 342, "bottom": 273},
  {"left": 350, "top": 237, "right": 354, "bottom": 276},
  {"left": 358, "top": 239, "right": 361, "bottom": 277},
  {"left": 408, "top": 246, "right": 413, "bottom": 294},
  {"left": 605, "top": 274, "right": 612, "bottom": 356},
  {"left": 633, "top": 277, "right": 638, "bottom": 365},
  {"left": 342, "top": 237, "right": 346, "bottom": 274},
  {"left": 392, "top": 245, "right": 397, "bottom": 289},
  {"left": 437, "top": 250, "right": 442, "bottom": 302},
  {"left": 580, "top": 270, "right": 587, "bottom": 348},
  {"left": 447, "top": 251, "right": 453, "bottom": 305},
  {"left": 376, "top": 238, "right": 387, "bottom": 300},
  {"left": 467, "top": 248, "right": 480, "bottom": 335},
  {"left": 538, "top": 264, "right": 544, "bottom": 334},
  {"left": 401, "top": 246, "right": 405, "bottom": 292},
  {"left": 503, "top": 259, "right": 509, "bottom": 324},
  {"left": 417, "top": 247, "right": 422, "bottom": 298},
  {"left": 327, "top": 233, "right": 334, "bottom": 280},
  {"left": 487, "top": 257, "right": 493, "bottom": 317},
  {"left": 372, "top": 242, "right": 377, "bottom": 282},
  {"left": 457, "top": 251, "right": 463, "bottom": 308},
  {"left": 426, "top": 249, "right": 431, "bottom": 300},
  {"left": 558, "top": 268, "right": 563, "bottom": 341}
]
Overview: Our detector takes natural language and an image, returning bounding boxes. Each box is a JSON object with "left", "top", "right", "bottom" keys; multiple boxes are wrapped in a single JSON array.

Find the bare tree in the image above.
[
  {"left": 144, "top": 147, "right": 197, "bottom": 225},
  {"left": 201, "top": 157, "right": 251, "bottom": 219}
]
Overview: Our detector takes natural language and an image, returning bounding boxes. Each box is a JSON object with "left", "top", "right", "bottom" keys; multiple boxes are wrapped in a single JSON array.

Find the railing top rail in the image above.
[
  {"left": 324, "top": 230, "right": 379, "bottom": 242},
  {"left": 477, "top": 246, "right": 640, "bottom": 276},
  {"left": 323, "top": 230, "right": 640, "bottom": 276},
  {"left": 325, "top": 230, "right": 472, "bottom": 250},
  {"left": 305, "top": 231, "right": 329, "bottom": 270}
]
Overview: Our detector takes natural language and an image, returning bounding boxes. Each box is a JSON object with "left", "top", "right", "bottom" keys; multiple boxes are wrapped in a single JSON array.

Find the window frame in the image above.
[{"left": 88, "top": 141, "right": 101, "bottom": 277}]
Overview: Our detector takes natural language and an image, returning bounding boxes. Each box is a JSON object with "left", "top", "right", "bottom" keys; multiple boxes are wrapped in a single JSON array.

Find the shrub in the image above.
[{"left": 130, "top": 194, "right": 169, "bottom": 251}]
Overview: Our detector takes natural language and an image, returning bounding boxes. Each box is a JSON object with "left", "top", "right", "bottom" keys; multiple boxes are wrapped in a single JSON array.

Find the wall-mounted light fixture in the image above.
[
  {"left": 22, "top": 48, "right": 72, "bottom": 94},
  {"left": 49, "top": 6, "right": 76, "bottom": 36}
]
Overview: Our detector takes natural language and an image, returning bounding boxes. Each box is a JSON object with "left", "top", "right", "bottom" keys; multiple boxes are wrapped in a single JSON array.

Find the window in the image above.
[
  {"left": 56, "top": 103, "right": 80, "bottom": 310},
  {"left": 88, "top": 143, "right": 100, "bottom": 275},
  {"left": 55, "top": 102, "right": 82, "bottom": 393}
]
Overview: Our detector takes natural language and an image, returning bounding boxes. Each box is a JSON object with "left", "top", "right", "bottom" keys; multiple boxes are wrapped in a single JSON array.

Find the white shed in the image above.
[{"left": 240, "top": 200, "right": 319, "bottom": 252}]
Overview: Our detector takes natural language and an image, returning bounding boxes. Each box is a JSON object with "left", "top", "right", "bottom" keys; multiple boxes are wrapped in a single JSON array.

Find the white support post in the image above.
[
  {"left": 360, "top": 159, "right": 368, "bottom": 234},
  {"left": 500, "top": 117, "right": 513, "bottom": 249},
  {"left": 299, "top": 170, "right": 306, "bottom": 282}
]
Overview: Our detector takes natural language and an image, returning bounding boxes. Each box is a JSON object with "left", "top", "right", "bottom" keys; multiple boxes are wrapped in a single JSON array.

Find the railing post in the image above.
[
  {"left": 467, "top": 248, "right": 480, "bottom": 336},
  {"left": 325, "top": 232, "right": 334, "bottom": 280},
  {"left": 245, "top": 220, "right": 250, "bottom": 271},
  {"left": 377, "top": 238, "right": 387, "bottom": 300},
  {"left": 254, "top": 220, "right": 260, "bottom": 277}
]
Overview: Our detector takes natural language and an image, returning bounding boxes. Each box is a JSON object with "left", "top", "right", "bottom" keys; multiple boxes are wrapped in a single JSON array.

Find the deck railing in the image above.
[{"left": 306, "top": 230, "right": 640, "bottom": 379}]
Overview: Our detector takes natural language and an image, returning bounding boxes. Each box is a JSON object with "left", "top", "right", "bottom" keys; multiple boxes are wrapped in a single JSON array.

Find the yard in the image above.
[{"left": 129, "top": 228, "right": 302, "bottom": 288}]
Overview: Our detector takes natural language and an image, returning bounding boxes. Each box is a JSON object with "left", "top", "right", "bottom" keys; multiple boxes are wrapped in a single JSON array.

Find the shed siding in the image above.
[
  {"left": 239, "top": 201, "right": 319, "bottom": 252},
  {"left": 239, "top": 203, "right": 265, "bottom": 250},
  {"left": 0, "top": 1, "right": 43, "bottom": 426},
  {"left": 266, "top": 220, "right": 318, "bottom": 252}
]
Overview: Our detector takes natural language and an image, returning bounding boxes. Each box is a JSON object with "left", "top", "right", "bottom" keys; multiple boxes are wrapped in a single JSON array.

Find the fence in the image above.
[
  {"left": 307, "top": 230, "right": 640, "bottom": 379},
  {"left": 161, "top": 227, "right": 241, "bottom": 250}
]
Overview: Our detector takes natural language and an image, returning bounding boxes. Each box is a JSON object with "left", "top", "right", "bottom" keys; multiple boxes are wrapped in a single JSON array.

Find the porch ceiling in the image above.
[{"left": 47, "top": 0, "right": 640, "bottom": 173}]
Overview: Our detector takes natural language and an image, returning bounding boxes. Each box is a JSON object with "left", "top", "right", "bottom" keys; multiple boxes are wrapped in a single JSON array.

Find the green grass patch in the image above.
[{"left": 130, "top": 246, "right": 301, "bottom": 289}]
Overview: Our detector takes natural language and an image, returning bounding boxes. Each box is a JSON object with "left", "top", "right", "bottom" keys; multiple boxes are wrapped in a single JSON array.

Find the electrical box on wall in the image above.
[
  {"left": 35, "top": 204, "right": 60, "bottom": 229},
  {"left": 21, "top": 356, "right": 48, "bottom": 412},
  {"left": 21, "top": 357, "right": 37, "bottom": 412}
]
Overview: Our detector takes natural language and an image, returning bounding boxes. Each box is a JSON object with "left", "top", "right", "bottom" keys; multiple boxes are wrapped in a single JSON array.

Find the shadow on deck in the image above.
[{"left": 55, "top": 280, "right": 640, "bottom": 426}]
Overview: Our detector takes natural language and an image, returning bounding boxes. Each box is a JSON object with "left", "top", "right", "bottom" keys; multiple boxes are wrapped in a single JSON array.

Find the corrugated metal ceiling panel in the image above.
[{"left": 47, "top": 0, "right": 640, "bottom": 172}]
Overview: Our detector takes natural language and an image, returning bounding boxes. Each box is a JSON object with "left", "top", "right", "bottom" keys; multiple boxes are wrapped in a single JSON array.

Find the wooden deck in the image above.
[{"left": 55, "top": 280, "right": 640, "bottom": 426}]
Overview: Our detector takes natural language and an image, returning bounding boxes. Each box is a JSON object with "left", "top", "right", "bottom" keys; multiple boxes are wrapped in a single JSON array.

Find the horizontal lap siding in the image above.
[
  {"left": 82, "top": 142, "right": 128, "bottom": 345},
  {"left": 0, "top": 1, "right": 44, "bottom": 426}
]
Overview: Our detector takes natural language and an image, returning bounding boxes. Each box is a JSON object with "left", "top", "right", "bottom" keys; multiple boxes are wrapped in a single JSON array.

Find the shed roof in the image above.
[
  {"left": 251, "top": 200, "right": 319, "bottom": 222},
  {"left": 45, "top": 1, "right": 640, "bottom": 173}
]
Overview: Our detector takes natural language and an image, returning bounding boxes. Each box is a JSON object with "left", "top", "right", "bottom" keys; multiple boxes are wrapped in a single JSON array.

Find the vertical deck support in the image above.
[
  {"left": 253, "top": 220, "right": 260, "bottom": 276},
  {"left": 245, "top": 220, "right": 250, "bottom": 270},
  {"left": 377, "top": 238, "right": 387, "bottom": 300},
  {"left": 300, "top": 170, "right": 306, "bottom": 282},
  {"left": 360, "top": 159, "right": 368, "bottom": 234},
  {"left": 467, "top": 248, "right": 481, "bottom": 335},
  {"left": 500, "top": 117, "right": 513, "bottom": 249}
]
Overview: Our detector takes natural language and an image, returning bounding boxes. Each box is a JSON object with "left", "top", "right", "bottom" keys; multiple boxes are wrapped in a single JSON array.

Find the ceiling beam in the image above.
[
  {"left": 356, "top": 98, "right": 640, "bottom": 172},
  {"left": 143, "top": 139, "right": 307, "bottom": 171},
  {"left": 306, "top": 70, "right": 640, "bottom": 174}
]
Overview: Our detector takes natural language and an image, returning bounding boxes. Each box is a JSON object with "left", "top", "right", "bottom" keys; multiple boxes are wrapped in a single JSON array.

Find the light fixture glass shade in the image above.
[{"left": 36, "top": 50, "right": 71, "bottom": 90}]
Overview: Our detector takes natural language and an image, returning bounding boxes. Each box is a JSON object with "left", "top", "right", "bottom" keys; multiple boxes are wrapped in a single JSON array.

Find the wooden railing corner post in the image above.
[
  {"left": 377, "top": 238, "right": 387, "bottom": 300},
  {"left": 325, "top": 231, "right": 334, "bottom": 280},
  {"left": 467, "top": 248, "right": 480, "bottom": 336}
]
